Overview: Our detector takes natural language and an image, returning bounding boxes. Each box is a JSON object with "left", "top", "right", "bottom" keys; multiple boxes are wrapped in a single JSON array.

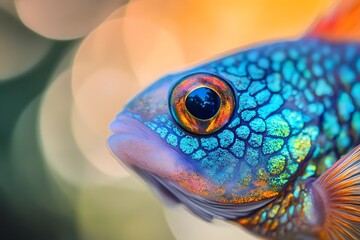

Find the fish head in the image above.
[{"left": 108, "top": 42, "right": 317, "bottom": 219}]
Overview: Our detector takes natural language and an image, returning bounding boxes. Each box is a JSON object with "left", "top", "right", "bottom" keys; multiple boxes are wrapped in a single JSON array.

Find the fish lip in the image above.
[
  {"left": 110, "top": 114, "right": 151, "bottom": 136},
  {"left": 109, "top": 113, "right": 190, "bottom": 205},
  {"left": 108, "top": 113, "right": 193, "bottom": 177}
]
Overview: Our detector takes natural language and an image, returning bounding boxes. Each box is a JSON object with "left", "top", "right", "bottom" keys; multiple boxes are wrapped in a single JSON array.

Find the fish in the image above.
[{"left": 108, "top": 1, "right": 360, "bottom": 239}]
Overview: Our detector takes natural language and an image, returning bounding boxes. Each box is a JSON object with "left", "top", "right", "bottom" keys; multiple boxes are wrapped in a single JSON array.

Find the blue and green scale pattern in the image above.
[
  {"left": 237, "top": 178, "right": 319, "bottom": 238},
  {"left": 126, "top": 38, "right": 360, "bottom": 203}
]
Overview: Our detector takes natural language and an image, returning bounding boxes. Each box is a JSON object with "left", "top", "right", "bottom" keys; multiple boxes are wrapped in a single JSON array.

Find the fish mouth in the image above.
[
  {"left": 108, "top": 114, "right": 275, "bottom": 221},
  {"left": 108, "top": 113, "right": 204, "bottom": 206},
  {"left": 108, "top": 114, "right": 193, "bottom": 178}
]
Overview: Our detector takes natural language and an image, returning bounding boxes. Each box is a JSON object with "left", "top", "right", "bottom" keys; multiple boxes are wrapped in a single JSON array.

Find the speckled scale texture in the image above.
[
  {"left": 125, "top": 38, "right": 360, "bottom": 204},
  {"left": 237, "top": 178, "right": 319, "bottom": 239},
  {"left": 213, "top": 39, "right": 360, "bottom": 179}
]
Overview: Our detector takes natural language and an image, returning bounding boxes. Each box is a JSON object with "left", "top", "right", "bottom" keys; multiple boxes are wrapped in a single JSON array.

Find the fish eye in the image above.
[
  {"left": 169, "top": 73, "right": 235, "bottom": 135},
  {"left": 185, "top": 87, "right": 221, "bottom": 119}
]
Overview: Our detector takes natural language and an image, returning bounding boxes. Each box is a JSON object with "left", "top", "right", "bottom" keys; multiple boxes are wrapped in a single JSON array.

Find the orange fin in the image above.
[
  {"left": 308, "top": 0, "right": 360, "bottom": 41},
  {"left": 314, "top": 145, "right": 360, "bottom": 239}
]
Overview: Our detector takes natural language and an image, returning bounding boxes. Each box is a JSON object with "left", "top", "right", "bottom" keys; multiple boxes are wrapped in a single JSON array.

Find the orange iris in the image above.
[{"left": 169, "top": 73, "right": 235, "bottom": 135}]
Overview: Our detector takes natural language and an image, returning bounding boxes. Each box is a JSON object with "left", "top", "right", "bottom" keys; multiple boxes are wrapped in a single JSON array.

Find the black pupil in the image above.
[{"left": 185, "top": 87, "right": 221, "bottom": 119}]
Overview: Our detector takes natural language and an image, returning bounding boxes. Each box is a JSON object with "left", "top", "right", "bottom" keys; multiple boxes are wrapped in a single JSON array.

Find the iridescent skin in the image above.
[
  {"left": 238, "top": 178, "right": 322, "bottom": 239},
  {"left": 109, "top": 38, "right": 360, "bottom": 238}
]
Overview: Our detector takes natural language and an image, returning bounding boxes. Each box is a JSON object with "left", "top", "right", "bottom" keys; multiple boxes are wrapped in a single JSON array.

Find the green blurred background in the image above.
[
  {"left": 0, "top": 38, "right": 174, "bottom": 239},
  {"left": 0, "top": 3, "right": 174, "bottom": 239}
]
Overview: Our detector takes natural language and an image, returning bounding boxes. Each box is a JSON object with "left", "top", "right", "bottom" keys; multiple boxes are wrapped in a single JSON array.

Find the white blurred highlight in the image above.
[
  {"left": 72, "top": 67, "right": 139, "bottom": 140},
  {"left": 71, "top": 69, "right": 133, "bottom": 177},
  {"left": 72, "top": 18, "right": 138, "bottom": 96},
  {"left": 121, "top": 17, "right": 185, "bottom": 86},
  {"left": 40, "top": 69, "right": 129, "bottom": 186},
  {"left": 15, "top": 0, "right": 127, "bottom": 40},
  {"left": 72, "top": 15, "right": 185, "bottom": 144},
  {"left": 165, "top": 206, "right": 259, "bottom": 240},
  {"left": 0, "top": 11, "right": 51, "bottom": 81}
]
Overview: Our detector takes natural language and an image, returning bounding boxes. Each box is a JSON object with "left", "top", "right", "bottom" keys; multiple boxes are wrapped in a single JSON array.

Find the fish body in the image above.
[{"left": 109, "top": 1, "right": 360, "bottom": 239}]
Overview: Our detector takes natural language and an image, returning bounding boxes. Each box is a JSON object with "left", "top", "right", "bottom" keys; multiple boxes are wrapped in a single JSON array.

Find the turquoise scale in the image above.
[{"left": 126, "top": 38, "right": 360, "bottom": 200}]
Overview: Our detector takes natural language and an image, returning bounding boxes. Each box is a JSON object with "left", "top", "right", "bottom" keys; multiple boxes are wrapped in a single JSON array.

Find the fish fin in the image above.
[
  {"left": 307, "top": 0, "right": 360, "bottom": 41},
  {"left": 314, "top": 145, "right": 360, "bottom": 239}
]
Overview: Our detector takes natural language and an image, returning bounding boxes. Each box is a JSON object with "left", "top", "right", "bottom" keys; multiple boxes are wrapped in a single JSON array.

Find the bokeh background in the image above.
[{"left": 1, "top": 0, "right": 335, "bottom": 239}]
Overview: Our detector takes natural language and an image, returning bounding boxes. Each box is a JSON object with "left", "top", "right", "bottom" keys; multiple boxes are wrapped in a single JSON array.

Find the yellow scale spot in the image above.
[
  {"left": 289, "top": 133, "right": 311, "bottom": 163},
  {"left": 270, "top": 219, "right": 279, "bottom": 231},
  {"left": 268, "top": 204, "right": 280, "bottom": 218},
  {"left": 279, "top": 193, "right": 293, "bottom": 214},
  {"left": 267, "top": 155, "right": 286, "bottom": 175}
]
